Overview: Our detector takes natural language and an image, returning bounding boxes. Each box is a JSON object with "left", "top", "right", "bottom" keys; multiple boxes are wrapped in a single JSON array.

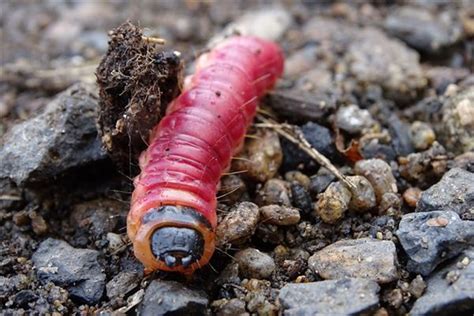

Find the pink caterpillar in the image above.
[{"left": 127, "top": 36, "right": 284, "bottom": 274}]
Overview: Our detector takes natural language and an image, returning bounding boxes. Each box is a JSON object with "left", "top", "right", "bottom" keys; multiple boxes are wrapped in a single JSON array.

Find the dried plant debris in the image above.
[{"left": 96, "top": 21, "right": 183, "bottom": 170}]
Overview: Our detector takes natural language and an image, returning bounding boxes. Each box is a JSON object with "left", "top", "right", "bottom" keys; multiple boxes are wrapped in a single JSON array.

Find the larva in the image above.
[{"left": 127, "top": 36, "right": 284, "bottom": 274}]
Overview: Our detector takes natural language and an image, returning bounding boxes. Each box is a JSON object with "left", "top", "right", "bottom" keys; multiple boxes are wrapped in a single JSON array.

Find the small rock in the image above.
[
  {"left": 106, "top": 271, "right": 140, "bottom": 299},
  {"left": 396, "top": 210, "right": 474, "bottom": 276},
  {"left": 410, "top": 248, "right": 474, "bottom": 315},
  {"left": 232, "top": 129, "right": 282, "bottom": 183},
  {"left": 281, "top": 122, "right": 338, "bottom": 171},
  {"left": 410, "top": 121, "right": 436, "bottom": 151},
  {"left": 309, "top": 167, "right": 336, "bottom": 196},
  {"left": 284, "top": 171, "right": 311, "bottom": 190},
  {"left": 216, "top": 202, "right": 259, "bottom": 247},
  {"left": 256, "top": 179, "right": 291, "bottom": 206},
  {"left": 315, "top": 181, "right": 351, "bottom": 224},
  {"left": 408, "top": 275, "right": 427, "bottom": 299},
  {"left": 347, "top": 27, "right": 426, "bottom": 103},
  {"left": 403, "top": 187, "right": 422, "bottom": 208},
  {"left": 214, "top": 298, "right": 248, "bottom": 316},
  {"left": 139, "top": 280, "right": 208, "bottom": 315},
  {"left": 308, "top": 238, "right": 398, "bottom": 284},
  {"left": 0, "top": 84, "right": 106, "bottom": 188},
  {"left": 278, "top": 278, "right": 380, "bottom": 315},
  {"left": 218, "top": 175, "right": 247, "bottom": 204},
  {"left": 437, "top": 87, "right": 474, "bottom": 154},
  {"left": 384, "top": 6, "right": 462, "bottom": 54},
  {"left": 378, "top": 192, "right": 401, "bottom": 215},
  {"left": 416, "top": 168, "right": 474, "bottom": 218},
  {"left": 354, "top": 159, "right": 398, "bottom": 203},
  {"left": 235, "top": 248, "right": 275, "bottom": 279},
  {"left": 30, "top": 211, "right": 48, "bottom": 235},
  {"left": 260, "top": 205, "right": 300, "bottom": 226},
  {"left": 211, "top": 6, "right": 291, "bottom": 44},
  {"left": 284, "top": 45, "right": 318, "bottom": 78},
  {"left": 106, "top": 232, "right": 125, "bottom": 252},
  {"left": 398, "top": 141, "right": 447, "bottom": 183},
  {"left": 13, "top": 289, "right": 37, "bottom": 308},
  {"left": 385, "top": 288, "right": 403, "bottom": 309},
  {"left": 32, "top": 238, "right": 105, "bottom": 304},
  {"left": 290, "top": 182, "right": 312, "bottom": 214},
  {"left": 346, "top": 176, "right": 376, "bottom": 213},
  {"left": 454, "top": 152, "right": 474, "bottom": 173},
  {"left": 335, "top": 104, "right": 375, "bottom": 134}
]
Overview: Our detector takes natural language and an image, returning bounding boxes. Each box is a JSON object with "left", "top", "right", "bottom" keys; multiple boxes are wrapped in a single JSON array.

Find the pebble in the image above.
[
  {"left": 232, "top": 129, "right": 282, "bottom": 183},
  {"left": 396, "top": 210, "right": 474, "bottom": 276},
  {"left": 410, "top": 248, "right": 474, "bottom": 315},
  {"left": 260, "top": 205, "right": 300, "bottom": 226},
  {"left": 346, "top": 27, "right": 426, "bottom": 103},
  {"left": 256, "top": 179, "right": 291, "bottom": 206},
  {"left": 309, "top": 167, "right": 336, "bottom": 196},
  {"left": 416, "top": 168, "right": 474, "bottom": 218},
  {"left": 403, "top": 187, "right": 422, "bottom": 208},
  {"left": 218, "top": 175, "right": 247, "bottom": 204},
  {"left": 384, "top": 6, "right": 462, "bottom": 54},
  {"left": 398, "top": 141, "right": 447, "bottom": 183},
  {"left": 30, "top": 211, "right": 48, "bottom": 236},
  {"left": 410, "top": 121, "right": 436, "bottom": 151},
  {"left": 284, "top": 45, "right": 318, "bottom": 78},
  {"left": 216, "top": 202, "right": 259, "bottom": 247},
  {"left": 308, "top": 238, "right": 399, "bottom": 284},
  {"left": 284, "top": 171, "right": 310, "bottom": 190},
  {"left": 378, "top": 192, "right": 401, "bottom": 215},
  {"left": 32, "top": 238, "right": 105, "bottom": 304},
  {"left": 210, "top": 6, "right": 292, "bottom": 45},
  {"left": 281, "top": 122, "right": 337, "bottom": 172},
  {"left": 139, "top": 280, "right": 208, "bottom": 315},
  {"left": 346, "top": 175, "right": 376, "bottom": 213},
  {"left": 437, "top": 87, "right": 474, "bottom": 155},
  {"left": 105, "top": 271, "right": 140, "bottom": 299},
  {"left": 454, "top": 151, "right": 474, "bottom": 173},
  {"left": 354, "top": 159, "right": 398, "bottom": 203},
  {"left": 278, "top": 278, "right": 380, "bottom": 315},
  {"left": 290, "top": 182, "right": 313, "bottom": 214},
  {"left": 213, "top": 298, "right": 248, "bottom": 316},
  {"left": 408, "top": 275, "right": 427, "bottom": 299},
  {"left": 0, "top": 84, "right": 106, "bottom": 188},
  {"left": 315, "top": 181, "right": 351, "bottom": 224},
  {"left": 335, "top": 104, "right": 375, "bottom": 134},
  {"left": 235, "top": 248, "right": 275, "bottom": 279}
]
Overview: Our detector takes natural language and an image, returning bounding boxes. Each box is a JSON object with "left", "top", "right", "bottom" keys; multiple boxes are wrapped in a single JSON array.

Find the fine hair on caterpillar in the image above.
[{"left": 128, "top": 35, "right": 284, "bottom": 274}]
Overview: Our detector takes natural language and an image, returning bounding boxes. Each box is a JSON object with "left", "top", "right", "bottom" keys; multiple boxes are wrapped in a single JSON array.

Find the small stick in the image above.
[
  {"left": 256, "top": 115, "right": 356, "bottom": 191},
  {"left": 141, "top": 36, "right": 166, "bottom": 45}
]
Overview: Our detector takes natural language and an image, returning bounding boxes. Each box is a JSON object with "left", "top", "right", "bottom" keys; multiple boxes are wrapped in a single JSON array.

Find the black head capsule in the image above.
[{"left": 151, "top": 226, "right": 205, "bottom": 268}]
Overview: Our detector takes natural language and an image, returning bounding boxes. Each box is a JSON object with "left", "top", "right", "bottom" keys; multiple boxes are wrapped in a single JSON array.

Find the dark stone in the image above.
[
  {"left": 387, "top": 114, "right": 414, "bottom": 157},
  {"left": 13, "top": 290, "right": 37, "bottom": 308},
  {"left": 309, "top": 167, "right": 336, "bottom": 197},
  {"left": 0, "top": 84, "right": 106, "bottom": 188},
  {"left": 32, "top": 238, "right": 105, "bottom": 304},
  {"left": 106, "top": 271, "right": 140, "bottom": 299},
  {"left": 281, "top": 122, "right": 338, "bottom": 172},
  {"left": 396, "top": 211, "right": 474, "bottom": 276},
  {"left": 360, "top": 139, "right": 398, "bottom": 162},
  {"left": 138, "top": 280, "right": 208, "bottom": 315},
  {"left": 278, "top": 278, "right": 380, "bottom": 315},
  {"left": 416, "top": 168, "right": 474, "bottom": 218},
  {"left": 290, "top": 182, "right": 312, "bottom": 214},
  {"left": 410, "top": 248, "right": 474, "bottom": 315}
]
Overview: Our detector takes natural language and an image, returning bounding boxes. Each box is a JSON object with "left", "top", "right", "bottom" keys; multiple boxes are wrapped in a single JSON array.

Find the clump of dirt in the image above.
[{"left": 96, "top": 21, "right": 183, "bottom": 171}]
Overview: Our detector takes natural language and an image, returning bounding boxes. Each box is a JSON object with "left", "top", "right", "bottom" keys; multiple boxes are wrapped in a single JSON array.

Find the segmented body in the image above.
[{"left": 128, "top": 36, "right": 284, "bottom": 274}]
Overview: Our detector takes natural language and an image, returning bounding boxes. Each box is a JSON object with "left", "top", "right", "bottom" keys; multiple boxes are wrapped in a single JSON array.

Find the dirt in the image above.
[{"left": 1, "top": 1, "right": 473, "bottom": 315}]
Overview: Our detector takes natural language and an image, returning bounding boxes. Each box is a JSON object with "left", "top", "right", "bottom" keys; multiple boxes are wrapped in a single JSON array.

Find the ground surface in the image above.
[{"left": 1, "top": 1, "right": 474, "bottom": 315}]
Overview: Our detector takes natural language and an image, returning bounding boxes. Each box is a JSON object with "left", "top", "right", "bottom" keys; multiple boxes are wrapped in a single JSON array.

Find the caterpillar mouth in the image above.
[{"left": 151, "top": 226, "right": 204, "bottom": 268}]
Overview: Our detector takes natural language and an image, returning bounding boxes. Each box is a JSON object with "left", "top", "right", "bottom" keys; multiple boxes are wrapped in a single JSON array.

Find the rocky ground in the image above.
[{"left": 1, "top": 1, "right": 474, "bottom": 315}]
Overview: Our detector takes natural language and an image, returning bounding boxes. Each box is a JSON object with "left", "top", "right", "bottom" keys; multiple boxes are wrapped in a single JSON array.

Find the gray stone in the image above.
[
  {"left": 416, "top": 168, "right": 474, "bottom": 218},
  {"left": 32, "top": 238, "right": 105, "bottom": 304},
  {"left": 384, "top": 6, "right": 462, "bottom": 54},
  {"left": 278, "top": 278, "right": 380, "bottom": 315},
  {"left": 308, "top": 238, "right": 398, "bottom": 284},
  {"left": 335, "top": 104, "right": 375, "bottom": 134},
  {"left": 138, "top": 280, "right": 208, "bottom": 315},
  {"left": 216, "top": 202, "right": 260, "bottom": 247},
  {"left": 0, "top": 83, "right": 106, "bottom": 187},
  {"left": 396, "top": 210, "right": 474, "bottom": 276},
  {"left": 410, "top": 248, "right": 474, "bottom": 315},
  {"left": 260, "top": 205, "right": 300, "bottom": 226},
  {"left": 235, "top": 248, "right": 275, "bottom": 279},
  {"left": 354, "top": 159, "right": 398, "bottom": 203},
  {"left": 106, "top": 271, "right": 140, "bottom": 299}
]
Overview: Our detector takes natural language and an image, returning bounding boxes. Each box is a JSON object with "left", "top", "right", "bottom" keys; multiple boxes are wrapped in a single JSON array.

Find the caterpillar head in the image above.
[{"left": 132, "top": 205, "right": 215, "bottom": 274}]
